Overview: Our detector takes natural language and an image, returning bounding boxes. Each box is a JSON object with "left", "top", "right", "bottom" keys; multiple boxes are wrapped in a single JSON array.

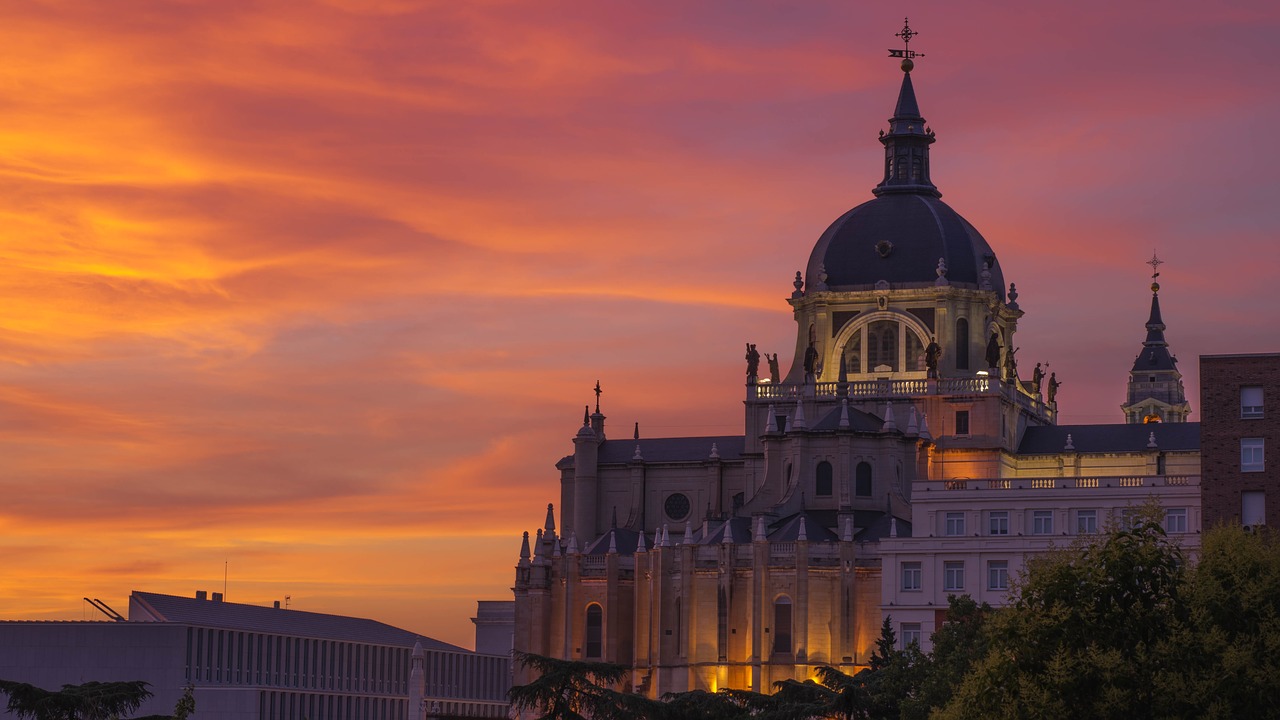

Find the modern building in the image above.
[
  {"left": 1200, "top": 353, "right": 1280, "bottom": 527},
  {"left": 0, "top": 590, "right": 510, "bottom": 720},
  {"left": 511, "top": 35, "right": 1213, "bottom": 684}
]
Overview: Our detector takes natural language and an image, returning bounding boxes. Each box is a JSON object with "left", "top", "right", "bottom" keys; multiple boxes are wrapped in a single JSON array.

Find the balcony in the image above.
[{"left": 929, "top": 475, "right": 1198, "bottom": 491}]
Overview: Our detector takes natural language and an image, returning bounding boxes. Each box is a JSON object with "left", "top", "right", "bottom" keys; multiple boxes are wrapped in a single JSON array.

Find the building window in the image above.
[
  {"left": 943, "top": 561, "right": 965, "bottom": 591},
  {"left": 944, "top": 512, "right": 965, "bottom": 536},
  {"left": 772, "top": 597, "right": 793, "bottom": 655},
  {"left": 585, "top": 604, "right": 602, "bottom": 658},
  {"left": 717, "top": 589, "right": 728, "bottom": 661},
  {"left": 987, "top": 560, "right": 1009, "bottom": 590},
  {"left": 816, "top": 461, "right": 834, "bottom": 497},
  {"left": 1032, "top": 510, "right": 1053, "bottom": 535},
  {"left": 955, "top": 410, "right": 970, "bottom": 436},
  {"left": 1242, "top": 386, "right": 1264, "bottom": 419},
  {"left": 1165, "top": 508, "right": 1188, "bottom": 533},
  {"left": 665, "top": 493, "right": 691, "bottom": 521},
  {"left": 1118, "top": 508, "right": 1138, "bottom": 531},
  {"left": 955, "top": 318, "right": 970, "bottom": 370},
  {"left": 901, "top": 623, "right": 922, "bottom": 649},
  {"left": 868, "top": 321, "right": 899, "bottom": 372},
  {"left": 988, "top": 511, "right": 1009, "bottom": 536},
  {"left": 901, "top": 561, "right": 922, "bottom": 591},
  {"left": 1243, "top": 438, "right": 1265, "bottom": 472},
  {"left": 1077, "top": 510, "right": 1098, "bottom": 534},
  {"left": 855, "top": 462, "right": 873, "bottom": 497},
  {"left": 1243, "top": 491, "right": 1266, "bottom": 527}
]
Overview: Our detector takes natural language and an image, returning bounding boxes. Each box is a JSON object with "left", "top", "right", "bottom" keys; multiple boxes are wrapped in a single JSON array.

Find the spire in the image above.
[
  {"left": 1123, "top": 253, "right": 1190, "bottom": 423},
  {"left": 544, "top": 503, "right": 556, "bottom": 533},
  {"left": 875, "top": 19, "right": 940, "bottom": 198},
  {"left": 519, "top": 531, "right": 531, "bottom": 564}
]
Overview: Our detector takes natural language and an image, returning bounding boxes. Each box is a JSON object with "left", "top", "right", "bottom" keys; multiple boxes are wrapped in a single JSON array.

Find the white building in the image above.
[{"left": 0, "top": 590, "right": 510, "bottom": 720}]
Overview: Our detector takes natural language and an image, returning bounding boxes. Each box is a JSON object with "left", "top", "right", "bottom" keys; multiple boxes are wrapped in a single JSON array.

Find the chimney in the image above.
[
  {"left": 211, "top": 592, "right": 223, "bottom": 603},
  {"left": 195, "top": 590, "right": 207, "bottom": 601},
  {"left": 273, "top": 601, "right": 281, "bottom": 609}
]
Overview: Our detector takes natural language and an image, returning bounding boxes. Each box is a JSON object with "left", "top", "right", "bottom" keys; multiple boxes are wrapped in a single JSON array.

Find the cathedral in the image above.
[{"left": 512, "top": 31, "right": 1201, "bottom": 698}]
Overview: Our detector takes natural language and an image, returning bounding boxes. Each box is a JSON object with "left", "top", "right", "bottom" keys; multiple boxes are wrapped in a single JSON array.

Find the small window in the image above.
[
  {"left": 987, "top": 560, "right": 1009, "bottom": 591},
  {"left": 815, "top": 461, "right": 834, "bottom": 497},
  {"left": 901, "top": 623, "right": 922, "bottom": 649},
  {"left": 1077, "top": 510, "right": 1097, "bottom": 534},
  {"left": 1117, "top": 508, "right": 1138, "bottom": 531},
  {"left": 772, "top": 597, "right": 793, "bottom": 655},
  {"left": 901, "top": 561, "right": 922, "bottom": 591},
  {"left": 944, "top": 512, "right": 965, "bottom": 536},
  {"left": 665, "top": 493, "right": 691, "bottom": 521},
  {"left": 1243, "top": 387, "right": 1264, "bottom": 419},
  {"left": 1243, "top": 491, "right": 1266, "bottom": 526},
  {"left": 855, "top": 462, "right": 873, "bottom": 497},
  {"left": 1165, "top": 508, "right": 1188, "bottom": 534},
  {"left": 585, "top": 604, "right": 603, "bottom": 658},
  {"left": 1242, "top": 438, "right": 1265, "bottom": 473},
  {"left": 943, "top": 561, "right": 965, "bottom": 591},
  {"left": 988, "top": 511, "right": 1009, "bottom": 536},
  {"left": 1032, "top": 510, "right": 1053, "bottom": 535},
  {"left": 955, "top": 410, "right": 970, "bottom": 436}
]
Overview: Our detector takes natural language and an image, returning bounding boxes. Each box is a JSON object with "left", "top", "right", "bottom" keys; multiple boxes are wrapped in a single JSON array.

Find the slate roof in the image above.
[
  {"left": 130, "top": 591, "right": 466, "bottom": 652},
  {"left": 1017, "top": 423, "right": 1200, "bottom": 455},
  {"left": 597, "top": 435, "right": 745, "bottom": 464},
  {"left": 811, "top": 404, "right": 885, "bottom": 433}
]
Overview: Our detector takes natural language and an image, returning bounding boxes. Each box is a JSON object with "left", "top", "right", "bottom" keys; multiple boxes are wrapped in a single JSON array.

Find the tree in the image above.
[
  {"left": 1166, "top": 525, "right": 1280, "bottom": 718},
  {"left": 900, "top": 596, "right": 991, "bottom": 720},
  {"left": 508, "top": 652, "right": 651, "bottom": 720},
  {"left": 0, "top": 680, "right": 152, "bottom": 720},
  {"left": 936, "top": 509, "right": 1186, "bottom": 719}
]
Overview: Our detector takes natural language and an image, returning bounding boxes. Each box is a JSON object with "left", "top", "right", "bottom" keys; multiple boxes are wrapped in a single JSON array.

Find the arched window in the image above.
[
  {"left": 956, "top": 318, "right": 970, "bottom": 370},
  {"left": 717, "top": 588, "right": 729, "bottom": 661},
  {"left": 772, "top": 596, "right": 793, "bottom": 655},
  {"left": 816, "top": 461, "right": 833, "bottom": 497},
  {"left": 855, "top": 462, "right": 873, "bottom": 497},
  {"left": 585, "top": 604, "right": 603, "bottom": 658},
  {"left": 868, "top": 321, "right": 898, "bottom": 372}
]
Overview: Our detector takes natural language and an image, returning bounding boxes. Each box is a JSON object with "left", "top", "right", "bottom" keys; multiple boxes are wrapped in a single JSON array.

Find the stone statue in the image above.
[
  {"left": 1032, "top": 362, "right": 1045, "bottom": 394},
  {"left": 1048, "top": 372, "right": 1061, "bottom": 404},
  {"left": 803, "top": 341, "right": 819, "bottom": 380},
  {"left": 767, "top": 353, "right": 780, "bottom": 384},
  {"left": 985, "top": 330, "right": 1001, "bottom": 370},
  {"left": 1005, "top": 346, "right": 1020, "bottom": 382},
  {"left": 745, "top": 343, "right": 760, "bottom": 381},
  {"left": 925, "top": 336, "right": 942, "bottom": 379}
]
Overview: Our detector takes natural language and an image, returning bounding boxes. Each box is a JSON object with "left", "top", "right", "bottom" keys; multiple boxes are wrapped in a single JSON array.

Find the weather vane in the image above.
[
  {"left": 1147, "top": 251, "right": 1163, "bottom": 279},
  {"left": 889, "top": 17, "right": 925, "bottom": 66}
]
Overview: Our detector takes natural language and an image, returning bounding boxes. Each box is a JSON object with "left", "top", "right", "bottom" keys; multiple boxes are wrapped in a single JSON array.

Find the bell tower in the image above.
[{"left": 1122, "top": 254, "right": 1191, "bottom": 423}]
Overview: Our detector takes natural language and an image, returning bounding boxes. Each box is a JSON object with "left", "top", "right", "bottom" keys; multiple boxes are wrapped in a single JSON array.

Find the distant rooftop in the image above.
[
  {"left": 1017, "top": 423, "right": 1199, "bottom": 455},
  {"left": 130, "top": 591, "right": 466, "bottom": 652}
]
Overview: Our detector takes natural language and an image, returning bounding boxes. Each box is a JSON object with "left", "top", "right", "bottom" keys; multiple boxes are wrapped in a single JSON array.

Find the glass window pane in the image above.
[{"left": 868, "top": 321, "right": 898, "bottom": 372}]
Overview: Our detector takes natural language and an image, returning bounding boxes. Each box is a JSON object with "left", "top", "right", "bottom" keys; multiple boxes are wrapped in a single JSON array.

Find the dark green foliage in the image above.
[
  {"left": 937, "top": 509, "right": 1188, "bottom": 719},
  {"left": 508, "top": 651, "right": 647, "bottom": 720},
  {"left": 0, "top": 680, "right": 153, "bottom": 720}
]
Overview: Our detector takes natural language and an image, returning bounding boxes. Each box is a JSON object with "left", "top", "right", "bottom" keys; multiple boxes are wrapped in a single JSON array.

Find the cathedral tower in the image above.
[{"left": 1122, "top": 257, "right": 1191, "bottom": 423}]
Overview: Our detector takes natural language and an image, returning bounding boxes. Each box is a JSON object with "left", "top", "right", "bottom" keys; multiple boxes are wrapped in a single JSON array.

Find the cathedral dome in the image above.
[
  {"left": 806, "top": 194, "right": 1004, "bottom": 297},
  {"left": 805, "top": 65, "right": 1004, "bottom": 299}
]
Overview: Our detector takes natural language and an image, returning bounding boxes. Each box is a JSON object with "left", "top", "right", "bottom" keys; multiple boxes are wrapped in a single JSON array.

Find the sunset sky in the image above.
[{"left": 1, "top": 1, "right": 1278, "bottom": 649}]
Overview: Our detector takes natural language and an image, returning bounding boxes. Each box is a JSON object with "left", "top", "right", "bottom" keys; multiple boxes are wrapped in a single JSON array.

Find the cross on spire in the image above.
[
  {"left": 593, "top": 380, "right": 602, "bottom": 413},
  {"left": 1147, "top": 251, "right": 1163, "bottom": 279},
  {"left": 889, "top": 17, "right": 925, "bottom": 65}
]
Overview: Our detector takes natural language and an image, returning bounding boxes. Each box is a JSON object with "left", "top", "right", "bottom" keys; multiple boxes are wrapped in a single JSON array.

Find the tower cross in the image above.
[
  {"left": 593, "top": 380, "right": 602, "bottom": 413},
  {"left": 889, "top": 18, "right": 925, "bottom": 60},
  {"left": 1147, "top": 251, "right": 1163, "bottom": 279}
]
